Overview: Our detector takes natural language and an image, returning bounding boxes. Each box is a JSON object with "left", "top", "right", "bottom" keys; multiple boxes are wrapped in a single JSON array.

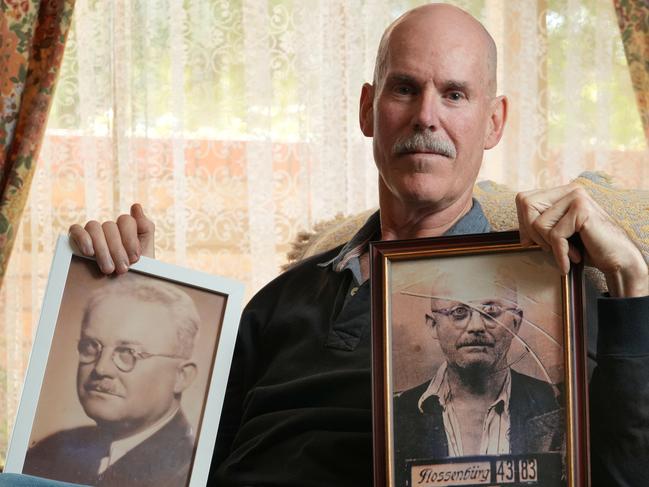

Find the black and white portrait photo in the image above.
[
  {"left": 386, "top": 248, "right": 568, "bottom": 486},
  {"left": 5, "top": 238, "right": 244, "bottom": 487}
]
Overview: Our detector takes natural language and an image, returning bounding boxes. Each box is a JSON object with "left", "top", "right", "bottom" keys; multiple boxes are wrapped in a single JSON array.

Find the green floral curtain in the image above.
[
  {"left": 614, "top": 0, "right": 649, "bottom": 145},
  {"left": 0, "top": 0, "right": 75, "bottom": 285}
]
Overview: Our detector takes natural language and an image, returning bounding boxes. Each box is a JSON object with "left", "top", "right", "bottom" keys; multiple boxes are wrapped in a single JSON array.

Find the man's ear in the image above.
[
  {"left": 512, "top": 308, "right": 523, "bottom": 333},
  {"left": 484, "top": 95, "right": 507, "bottom": 149},
  {"left": 359, "top": 82, "right": 375, "bottom": 137},
  {"left": 425, "top": 313, "right": 439, "bottom": 339},
  {"left": 174, "top": 361, "right": 197, "bottom": 394}
]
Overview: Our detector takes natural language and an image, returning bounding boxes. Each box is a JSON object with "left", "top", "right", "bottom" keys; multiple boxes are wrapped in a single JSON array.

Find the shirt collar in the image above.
[
  {"left": 418, "top": 362, "right": 513, "bottom": 414},
  {"left": 102, "top": 407, "right": 181, "bottom": 471},
  {"left": 418, "top": 361, "right": 451, "bottom": 412},
  {"left": 319, "top": 199, "right": 491, "bottom": 281},
  {"left": 443, "top": 198, "right": 491, "bottom": 236},
  {"left": 317, "top": 210, "right": 381, "bottom": 279}
]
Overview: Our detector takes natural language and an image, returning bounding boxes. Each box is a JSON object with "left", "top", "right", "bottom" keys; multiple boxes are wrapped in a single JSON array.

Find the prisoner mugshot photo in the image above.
[{"left": 388, "top": 250, "right": 566, "bottom": 485}]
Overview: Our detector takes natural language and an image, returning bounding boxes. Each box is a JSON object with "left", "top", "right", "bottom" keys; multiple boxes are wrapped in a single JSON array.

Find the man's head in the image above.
[
  {"left": 359, "top": 3, "right": 507, "bottom": 212},
  {"left": 425, "top": 272, "right": 522, "bottom": 375},
  {"left": 77, "top": 275, "right": 199, "bottom": 436}
]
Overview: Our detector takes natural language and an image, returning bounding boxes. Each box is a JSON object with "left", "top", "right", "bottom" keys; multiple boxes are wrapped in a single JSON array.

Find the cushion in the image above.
[{"left": 285, "top": 172, "right": 649, "bottom": 291}]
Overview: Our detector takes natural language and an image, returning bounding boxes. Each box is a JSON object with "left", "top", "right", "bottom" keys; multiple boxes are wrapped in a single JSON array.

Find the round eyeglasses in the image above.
[
  {"left": 77, "top": 338, "right": 185, "bottom": 373},
  {"left": 429, "top": 301, "right": 521, "bottom": 328}
]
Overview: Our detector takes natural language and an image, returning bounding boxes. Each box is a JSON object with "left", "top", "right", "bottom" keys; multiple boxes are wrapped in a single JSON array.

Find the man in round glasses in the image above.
[
  {"left": 22, "top": 275, "right": 200, "bottom": 487},
  {"left": 392, "top": 274, "right": 563, "bottom": 485},
  {"left": 426, "top": 297, "right": 523, "bottom": 377}
]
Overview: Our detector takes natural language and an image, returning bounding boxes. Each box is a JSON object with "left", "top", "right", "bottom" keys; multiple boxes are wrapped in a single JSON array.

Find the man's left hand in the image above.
[{"left": 515, "top": 183, "right": 648, "bottom": 298}]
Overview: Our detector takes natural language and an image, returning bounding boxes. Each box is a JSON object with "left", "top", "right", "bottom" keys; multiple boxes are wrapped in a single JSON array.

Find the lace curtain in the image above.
[
  {"left": 0, "top": 0, "right": 646, "bottom": 459},
  {"left": 614, "top": 0, "right": 649, "bottom": 142}
]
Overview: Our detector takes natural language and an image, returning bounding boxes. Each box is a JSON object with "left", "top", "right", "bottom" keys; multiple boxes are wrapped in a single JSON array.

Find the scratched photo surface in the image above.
[
  {"left": 23, "top": 256, "right": 226, "bottom": 486},
  {"left": 388, "top": 250, "right": 565, "bottom": 486}
]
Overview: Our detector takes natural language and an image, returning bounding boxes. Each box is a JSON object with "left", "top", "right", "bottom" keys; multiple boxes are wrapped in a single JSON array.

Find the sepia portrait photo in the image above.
[
  {"left": 5, "top": 236, "right": 244, "bottom": 487},
  {"left": 371, "top": 233, "right": 586, "bottom": 487}
]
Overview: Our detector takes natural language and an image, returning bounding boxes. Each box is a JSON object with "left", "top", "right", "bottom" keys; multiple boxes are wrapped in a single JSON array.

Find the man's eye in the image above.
[
  {"left": 449, "top": 306, "right": 470, "bottom": 320},
  {"left": 446, "top": 91, "right": 465, "bottom": 101},
  {"left": 481, "top": 304, "right": 502, "bottom": 318},
  {"left": 393, "top": 84, "right": 415, "bottom": 95},
  {"left": 115, "top": 346, "right": 138, "bottom": 358},
  {"left": 79, "top": 339, "right": 99, "bottom": 353}
]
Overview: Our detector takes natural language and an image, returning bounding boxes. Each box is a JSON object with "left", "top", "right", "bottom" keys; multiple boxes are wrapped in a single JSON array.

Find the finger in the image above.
[
  {"left": 515, "top": 190, "right": 550, "bottom": 251},
  {"left": 567, "top": 240, "right": 582, "bottom": 265},
  {"left": 117, "top": 214, "right": 141, "bottom": 263},
  {"left": 516, "top": 184, "right": 583, "bottom": 248},
  {"left": 68, "top": 224, "right": 94, "bottom": 256},
  {"left": 131, "top": 203, "right": 155, "bottom": 258},
  {"left": 550, "top": 233, "right": 571, "bottom": 275},
  {"left": 530, "top": 188, "right": 573, "bottom": 236},
  {"left": 531, "top": 191, "right": 582, "bottom": 273},
  {"left": 522, "top": 184, "right": 579, "bottom": 207},
  {"left": 101, "top": 221, "right": 131, "bottom": 274},
  {"left": 84, "top": 221, "right": 115, "bottom": 274},
  {"left": 544, "top": 206, "right": 583, "bottom": 275},
  {"left": 514, "top": 192, "right": 533, "bottom": 247}
]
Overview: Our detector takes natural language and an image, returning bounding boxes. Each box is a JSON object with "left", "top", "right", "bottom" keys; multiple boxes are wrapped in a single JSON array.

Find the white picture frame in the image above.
[{"left": 5, "top": 235, "right": 245, "bottom": 487}]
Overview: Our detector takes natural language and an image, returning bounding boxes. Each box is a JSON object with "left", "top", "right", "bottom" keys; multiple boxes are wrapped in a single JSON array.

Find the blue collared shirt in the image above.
[{"left": 319, "top": 199, "right": 491, "bottom": 284}]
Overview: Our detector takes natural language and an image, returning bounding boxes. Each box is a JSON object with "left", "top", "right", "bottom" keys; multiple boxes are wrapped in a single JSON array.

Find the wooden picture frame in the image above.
[
  {"left": 371, "top": 231, "right": 588, "bottom": 487},
  {"left": 5, "top": 235, "right": 245, "bottom": 487}
]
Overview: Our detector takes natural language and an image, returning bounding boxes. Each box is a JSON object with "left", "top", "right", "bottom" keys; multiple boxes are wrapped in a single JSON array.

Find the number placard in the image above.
[
  {"left": 495, "top": 459, "right": 515, "bottom": 483},
  {"left": 408, "top": 453, "right": 561, "bottom": 487},
  {"left": 519, "top": 458, "right": 539, "bottom": 482}
]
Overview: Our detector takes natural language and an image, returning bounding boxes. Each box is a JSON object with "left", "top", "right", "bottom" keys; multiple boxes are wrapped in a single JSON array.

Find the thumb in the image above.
[{"left": 130, "top": 203, "right": 156, "bottom": 258}]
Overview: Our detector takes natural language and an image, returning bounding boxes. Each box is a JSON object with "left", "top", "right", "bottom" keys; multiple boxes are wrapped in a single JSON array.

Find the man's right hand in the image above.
[{"left": 68, "top": 203, "right": 155, "bottom": 275}]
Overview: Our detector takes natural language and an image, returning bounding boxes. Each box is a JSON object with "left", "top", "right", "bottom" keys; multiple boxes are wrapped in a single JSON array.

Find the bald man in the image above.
[{"left": 21, "top": 3, "right": 646, "bottom": 487}]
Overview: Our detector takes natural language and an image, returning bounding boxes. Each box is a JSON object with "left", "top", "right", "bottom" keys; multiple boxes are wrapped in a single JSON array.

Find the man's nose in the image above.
[
  {"left": 413, "top": 89, "right": 440, "bottom": 131},
  {"left": 92, "top": 348, "right": 117, "bottom": 376},
  {"left": 464, "top": 310, "right": 488, "bottom": 333}
]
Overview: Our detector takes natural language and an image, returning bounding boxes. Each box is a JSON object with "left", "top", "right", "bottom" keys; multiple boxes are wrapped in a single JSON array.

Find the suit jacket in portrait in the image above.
[
  {"left": 23, "top": 411, "right": 195, "bottom": 487},
  {"left": 392, "top": 370, "right": 564, "bottom": 486}
]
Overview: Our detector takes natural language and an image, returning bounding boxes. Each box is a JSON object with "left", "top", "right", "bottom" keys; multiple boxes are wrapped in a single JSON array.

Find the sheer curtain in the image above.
[
  {"left": 0, "top": 0, "right": 646, "bottom": 459},
  {"left": 614, "top": 0, "right": 649, "bottom": 143}
]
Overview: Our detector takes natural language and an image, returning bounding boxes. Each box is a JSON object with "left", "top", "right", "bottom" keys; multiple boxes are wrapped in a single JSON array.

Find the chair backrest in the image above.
[{"left": 285, "top": 171, "right": 649, "bottom": 292}]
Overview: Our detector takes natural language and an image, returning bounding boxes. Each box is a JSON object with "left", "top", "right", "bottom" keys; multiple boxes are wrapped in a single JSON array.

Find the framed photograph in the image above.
[
  {"left": 5, "top": 235, "right": 245, "bottom": 487},
  {"left": 371, "top": 231, "right": 588, "bottom": 487}
]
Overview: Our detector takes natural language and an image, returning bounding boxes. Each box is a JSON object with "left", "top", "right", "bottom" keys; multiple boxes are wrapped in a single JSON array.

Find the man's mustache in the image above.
[
  {"left": 457, "top": 338, "right": 494, "bottom": 348},
  {"left": 392, "top": 131, "right": 457, "bottom": 159},
  {"left": 85, "top": 379, "right": 123, "bottom": 397}
]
